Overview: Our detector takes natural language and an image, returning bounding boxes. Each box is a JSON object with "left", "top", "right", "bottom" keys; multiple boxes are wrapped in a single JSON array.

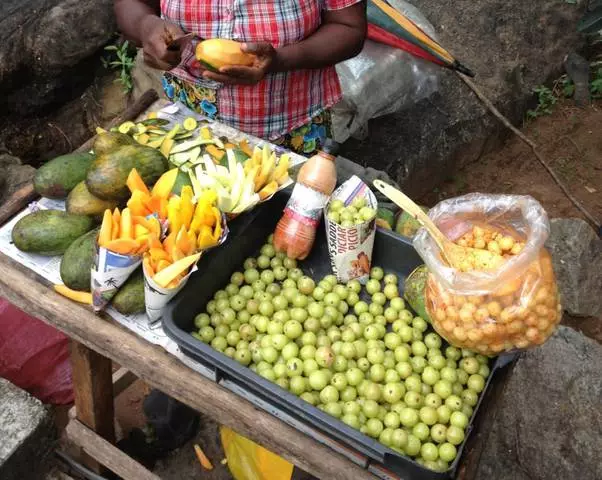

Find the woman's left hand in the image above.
[{"left": 202, "top": 42, "right": 276, "bottom": 85}]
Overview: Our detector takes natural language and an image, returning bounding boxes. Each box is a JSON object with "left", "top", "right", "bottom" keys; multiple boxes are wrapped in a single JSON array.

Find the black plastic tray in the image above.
[{"left": 163, "top": 191, "right": 515, "bottom": 479}]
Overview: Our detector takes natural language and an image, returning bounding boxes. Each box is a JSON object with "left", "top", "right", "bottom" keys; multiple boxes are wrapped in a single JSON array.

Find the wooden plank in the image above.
[
  {"left": 69, "top": 367, "right": 138, "bottom": 420},
  {"left": 71, "top": 341, "right": 115, "bottom": 472},
  {"left": 66, "top": 419, "right": 160, "bottom": 480},
  {"left": 0, "top": 252, "right": 377, "bottom": 480},
  {"left": 112, "top": 368, "right": 138, "bottom": 396},
  {"left": 0, "top": 88, "right": 159, "bottom": 227}
]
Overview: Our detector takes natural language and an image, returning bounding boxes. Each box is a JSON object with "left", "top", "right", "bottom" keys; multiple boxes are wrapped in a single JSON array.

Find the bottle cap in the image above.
[{"left": 320, "top": 139, "right": 340, "bottom": 156}]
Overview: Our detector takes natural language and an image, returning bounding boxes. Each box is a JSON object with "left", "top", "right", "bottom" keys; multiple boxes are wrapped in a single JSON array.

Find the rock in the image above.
[
  {"left": 473, "top": 326, "right": 602, "bottom": 480},
  {"left": 131, "top": 49, "right": 165, "bottom": 103},
  {"left": 340, "top": 0, "right": 585, "bottom": 198},
  {"left": 545, "top": 218, "right": 602, "bottom": 317},
  {"left": 0, "top": 379, "right": 56, "bottom": 480},
  {"left": 0, "top": 154, "right": 36, "bottom": 204},
  {"left": 0, "top": 0, "right": 115, "bottom": 116}
]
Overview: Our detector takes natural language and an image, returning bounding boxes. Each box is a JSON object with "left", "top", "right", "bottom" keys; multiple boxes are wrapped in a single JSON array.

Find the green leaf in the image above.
[{"left": 578, "top": 8, "right": 602, "bottom": 34}]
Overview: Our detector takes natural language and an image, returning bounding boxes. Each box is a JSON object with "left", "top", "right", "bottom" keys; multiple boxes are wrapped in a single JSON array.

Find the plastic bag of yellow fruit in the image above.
[{"left": 413, "top": 194, "right": 561, "bottom": 355}]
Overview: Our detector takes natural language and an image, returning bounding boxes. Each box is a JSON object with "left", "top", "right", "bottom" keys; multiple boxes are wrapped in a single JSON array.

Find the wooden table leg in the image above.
[{"left": 70, "top": 340, "right": 116, "bottom": 473}]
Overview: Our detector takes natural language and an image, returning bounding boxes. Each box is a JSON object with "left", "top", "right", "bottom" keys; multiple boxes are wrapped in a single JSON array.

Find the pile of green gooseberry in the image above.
[
  {"left": 190, "top": 235, "right": 491, "bottom": 472},
  {"left": 327, "top": 197, "right": 377, "bottom": 227}
]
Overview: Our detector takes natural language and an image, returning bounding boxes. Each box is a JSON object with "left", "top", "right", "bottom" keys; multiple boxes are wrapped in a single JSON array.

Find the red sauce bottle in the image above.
[{"left": 273, "top": 142, "right": 338, "bottom": 260}]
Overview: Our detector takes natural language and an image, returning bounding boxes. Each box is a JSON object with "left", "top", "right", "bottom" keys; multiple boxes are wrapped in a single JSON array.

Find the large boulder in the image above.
[
  {"left": 340, "top": 0, "right": 585, "bottom": 198},
  {"left": 0, "top": 379, "right": 56, "bottom": 480},
  {"left": 545, "top": 218, "right": 602, "bottom": 317},
  {"left": 0, "top": 152, "right": 36, "bottom": 205},
  {"left": 471, "top": 326, "right": 602, "bottom": 480},
  {"left": 0, "top": 0, "right": 115, "bottom": 116}
]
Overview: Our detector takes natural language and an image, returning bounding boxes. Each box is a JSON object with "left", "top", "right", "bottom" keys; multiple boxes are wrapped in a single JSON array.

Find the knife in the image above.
[{"left": 166, "top": 32, "right": 195, "bottom": 51}]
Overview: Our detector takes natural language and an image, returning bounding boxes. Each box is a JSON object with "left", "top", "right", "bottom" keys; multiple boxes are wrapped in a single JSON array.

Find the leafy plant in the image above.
[
  {"left": 561, "top": 78, "right": 575, "bottom": 98},
  {"left": 526, "top": 86, "right": 557, "bottom": 119},
  {"left": 591, "top": 67, "right": 602, "bottom": 98},
  {"left": 102, "top": 40, "right": 136, "bottom": 93}
]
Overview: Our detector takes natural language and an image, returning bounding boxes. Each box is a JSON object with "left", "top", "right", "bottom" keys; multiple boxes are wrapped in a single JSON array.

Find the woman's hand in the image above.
[
  {"left": 140, "top": 16, "right": 185, "bottom": 71},
  {"left": 202, "top": 42, "right": 277, "bottom": 85}
]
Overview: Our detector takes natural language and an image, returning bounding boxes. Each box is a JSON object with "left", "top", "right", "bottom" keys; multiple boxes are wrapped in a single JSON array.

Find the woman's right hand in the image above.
[{"left": 140, "top": 16, "right": 185, "bottom": 71}]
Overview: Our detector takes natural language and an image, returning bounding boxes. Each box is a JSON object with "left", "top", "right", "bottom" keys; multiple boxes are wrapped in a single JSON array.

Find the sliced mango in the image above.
[
  {"left": 163, "top": 231, "right": 177, "bottom": 253},
  {"left": 127, "top": 168, "right": 151, "bottom": 196},
  {"left": 156, "top": 259, "right": 172, "bottom": 272},
  {"left": 176, "top": 226, "right": 194, "bottom": 255},
  {"left": 105, "top": 238, "right": 139, "bottom": 255},
  {"left": 206, "top": 145, "right": 225, "bottom": 163},
  {"left": 152, "top": 168, "right": 179, "bottom": 198},
  {"left": 179, "top": 186, "right": 195, "bottom": 230},
  {"left": 258, "top": 180, "right": 278, "bottom": 201},
  {"left": 98, "top": 210, "right": 113, "bottom": 247},
  {"left": 128, "top": 190, "right": 152, "bottom": 217},
  {"left": 120, "top": 208, "right": 133, "bottom": 240},
  {"left": 167, "top": 196, "right": 182, "bottom": 235},
  {"left": 153, "top": 253, "right": 201, "bottom": 288},
  {"left": 143, "top": 257, "right": 155, "bottom": 277},
  {"left": 239, "top": 139, "right": 253, "bottom": 158},
  {"left": 111, "top": 208, "right": 121, "bottom": 241},
  {"left": 54, "top": 285, "right": 93, "bottom": 305},
  {"left": 134, "top": 224, "right": 149, "bottom": 238}
]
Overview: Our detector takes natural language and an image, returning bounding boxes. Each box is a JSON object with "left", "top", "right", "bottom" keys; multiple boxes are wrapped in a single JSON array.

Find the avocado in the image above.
[
  {"left": 60, "top": 228, "right": 99, "bottom": 291},
  {"left": 86, "top": 144, "right": 168, "bottom": 201},
  {"left": 12, "top": 210, "right": 95, "bottom": 256},
  {"left": 34, "top": 152, "right": 95, "bottom": 199},
  {"left": 66, "top": 181, "right": 119, "bottom": 221},
  {"left": 111, "top": 269, "right": 145, "bottom": 315}
]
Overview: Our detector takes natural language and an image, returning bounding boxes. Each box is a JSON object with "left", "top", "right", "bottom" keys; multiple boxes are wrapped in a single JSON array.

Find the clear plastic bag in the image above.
[
  {"left": 413, "top": 194, "right": 562, "bottom": 355},
  {"left": 332, "top": 0, "right": 439, "bottom": 142}
]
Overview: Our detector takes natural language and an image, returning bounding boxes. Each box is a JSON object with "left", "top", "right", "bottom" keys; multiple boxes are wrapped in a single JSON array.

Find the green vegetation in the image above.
[{"left": 102, "top": 40, "right": 136, "bottom": 93}]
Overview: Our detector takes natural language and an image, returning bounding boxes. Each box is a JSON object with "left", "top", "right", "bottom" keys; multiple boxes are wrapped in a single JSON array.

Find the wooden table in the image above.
[
  {"left": 0, "top": 90, "right": 378, "bottom": 479},
  {"left": 0, "top": 250, "right": 378, "bottom": 480}
]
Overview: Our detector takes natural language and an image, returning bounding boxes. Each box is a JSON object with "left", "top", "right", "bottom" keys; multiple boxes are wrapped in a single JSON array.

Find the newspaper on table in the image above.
[
  {"left": 0, "top": 100, "right": 301, "bottom": 368},
  {"left": 324, "top": 176, "right": 378, "bottom": 284},
  {"left": 91, "top": 245, "right": 142, "bottom": 311}
]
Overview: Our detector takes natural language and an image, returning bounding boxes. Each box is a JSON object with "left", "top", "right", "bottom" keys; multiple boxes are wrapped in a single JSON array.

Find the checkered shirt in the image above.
[{"left": 160, "top": 0, "right": 361, "bottom": 140}]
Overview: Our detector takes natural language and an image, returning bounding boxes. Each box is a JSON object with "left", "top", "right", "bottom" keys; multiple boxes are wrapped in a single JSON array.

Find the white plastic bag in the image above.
[{"left": 332, "top": 0, "right": 440, "bottom": 142}]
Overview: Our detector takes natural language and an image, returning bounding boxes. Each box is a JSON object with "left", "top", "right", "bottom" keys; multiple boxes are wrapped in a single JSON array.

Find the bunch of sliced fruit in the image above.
[
  {"left": 143, "top": 189, "right": 222, "bottom": 289},
  {"left": 143, "top": 237, "right": 201, "bottom": 289},
  {"left": 125, "top": 168, "right": 177, "bottom": 220},
  {"left": 190, "top": 145, "right": 290, "bottom": 215},
  {"left": 107, "top": 114, "right": 253, "bottom": 169},
  {"left": 165, "top": 187, "right": 224, "bottom": 251},
  {"left": 98, "top": 207, "right": 158, "bottom": 256}
]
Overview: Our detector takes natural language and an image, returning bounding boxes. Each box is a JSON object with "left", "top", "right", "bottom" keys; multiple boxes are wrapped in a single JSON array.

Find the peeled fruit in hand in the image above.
[{"left": 195, "top": 39, "right": 255, "bottom": 72}]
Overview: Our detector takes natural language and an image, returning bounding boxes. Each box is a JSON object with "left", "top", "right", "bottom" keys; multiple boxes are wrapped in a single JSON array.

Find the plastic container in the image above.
[
  {"left": 273, "top": 141, "right": 338, "bottom": 259},
  {"left": 163, "top": 193, "right": 516, "bottom": 479}
]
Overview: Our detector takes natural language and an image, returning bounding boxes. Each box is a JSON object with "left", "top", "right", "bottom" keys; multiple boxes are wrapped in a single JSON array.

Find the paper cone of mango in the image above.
[
  {"left": 90, "top": 167, "right": 171, "bottom": 311},
  {"left": 134, "top": 169, "right": 228, "bottom": 321},
  {"left": 189, "top": 145, "right": 292, "bottom": 217},
  {"left": 91, "top": 204, "right": 151, "bottom": 310}
]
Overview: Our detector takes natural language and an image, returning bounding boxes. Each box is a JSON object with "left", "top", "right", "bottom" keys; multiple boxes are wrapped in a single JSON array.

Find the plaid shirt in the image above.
[{"left": 161, "top": 0, "right": 361, "bottom": 140}]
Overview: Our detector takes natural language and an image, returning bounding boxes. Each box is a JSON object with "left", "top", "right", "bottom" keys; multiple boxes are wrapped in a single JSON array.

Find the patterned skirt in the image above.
[{"left": 162, "top": 73, "right": 332, "bottom": 156}]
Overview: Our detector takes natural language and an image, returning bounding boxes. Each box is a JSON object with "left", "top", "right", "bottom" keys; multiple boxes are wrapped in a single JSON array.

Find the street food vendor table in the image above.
[{"left": 0, "top": 90, "right": 380, "bottom": 480}]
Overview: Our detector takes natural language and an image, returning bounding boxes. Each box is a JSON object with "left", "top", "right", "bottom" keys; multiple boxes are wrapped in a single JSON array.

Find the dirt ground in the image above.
[{"left": 420, "top": 99, "right": 602, "bottom": 224}]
